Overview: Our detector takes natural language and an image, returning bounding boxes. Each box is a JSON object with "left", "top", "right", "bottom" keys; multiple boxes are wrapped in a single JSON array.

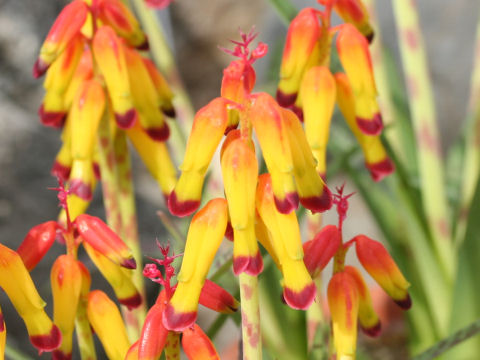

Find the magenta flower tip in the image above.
[{"left": 356, "top": 113, "right": 383, "bottom": 135}]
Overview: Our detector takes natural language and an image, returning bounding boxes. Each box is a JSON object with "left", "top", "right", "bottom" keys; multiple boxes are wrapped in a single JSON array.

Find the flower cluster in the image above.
[
  {"left": 276, "top": 0, "right": 394, "bottom": 181},
  {"left": 0, "top": 181, "right": 141, "bottom": 358},
  {"left": 303, "top": 186, "right": 411, "bottom": 358},
  {"left": 126, "top": 242, "right": 238, "bottom": 359},
  {"left": 33, "top": 0, "right": 177, "bottom": 221}
]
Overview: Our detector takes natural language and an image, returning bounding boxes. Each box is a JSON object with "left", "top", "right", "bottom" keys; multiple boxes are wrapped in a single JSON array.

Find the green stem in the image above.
[
  {"left": 239, "top": 273, "right": 262, "bottom": 360},
  {"left": 392, "top": 0, "right": 455, "bottom": 285},
  {"left": 164, "top": 332, "right": 180, "bottom": 360}
]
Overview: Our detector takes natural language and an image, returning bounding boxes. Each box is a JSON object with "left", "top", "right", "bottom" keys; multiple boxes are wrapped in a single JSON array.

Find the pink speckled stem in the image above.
[
  {"left": 165, "top": 332, "right": 181, "bottom": 360},
  {"left": 239, "top": 273, "right": 262, "bottom": 360}
]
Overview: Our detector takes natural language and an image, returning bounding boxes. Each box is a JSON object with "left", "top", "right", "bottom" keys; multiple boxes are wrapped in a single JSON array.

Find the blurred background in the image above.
[{"left": 0, "top": 0, "right": 479, "bottom": 358}]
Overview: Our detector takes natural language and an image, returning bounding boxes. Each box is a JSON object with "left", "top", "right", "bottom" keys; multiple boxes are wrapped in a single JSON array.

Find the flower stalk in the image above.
[{"left": 239, "top": 273, "right": 262, "bottom": 360}]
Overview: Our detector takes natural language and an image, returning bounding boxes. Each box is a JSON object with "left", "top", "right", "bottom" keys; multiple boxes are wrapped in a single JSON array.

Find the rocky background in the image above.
[{"left": 0, "top": 0, "right": 478, "bottom": 358}]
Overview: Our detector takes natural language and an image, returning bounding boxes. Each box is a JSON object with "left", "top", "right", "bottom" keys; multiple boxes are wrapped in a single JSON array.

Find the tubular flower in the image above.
[
  {"left": 327, "top": 0, "right": 374, "bottom": 42},
  {"left": 199, "top": 279, "right": 240, "bottom": 314},
  {"left": 303, "top": 224, "right": 341, "bottom": 278},
  {"left": 255, "top": 174, "right": 316, "bottom": 310},
  {"left": 335, "top": 72, "right": 394, "bottom": 181},
  {"left": 87, "top": 290, "right": 131, "bottom": 359},
  {"left": 354, "top": 235, "right": 411, "bottom": 309},
  {"left": 336, "top": 23, "right": 382, "bottom": 135},
  {"left": 17, "top": 221, "right": 61, "bottom": 271},
  {"left": 0, "top": 305, "right": 5, "bottom": 360},
  {"left": 33, "top": 0, "right": 88, "bottom": 78},
  {"left": 83, "top": 243, "right": 142, "bottom": 310},
  {"left": 281, "top": 107, "right": 332, "bottom": 211},
  {"left": 50, "top": 255, "right": 82, "bottom": 360},
  {"left": 277, "top": 8, "right": 324, "bottom": 106},
  {"left": 343, "top": 266, "right": 381, "bottom": 337},
  {"left": 168, "top": 98, "right": 230, "bottom": 217},
  {"left": 221, "top": 135, "right": 263, "bottom": 275},
  {"left": 163, "top": 199, "right": 228, "bottom": 331},
  {"left": 182, "top": 324, "right": 220, "bottom": 360},
  {"left": 0, "top": 243, "right": 61, "bottom": 352},
  {"left": 75, "top": 214, "right": 137, "bottom": 269},
  {"left": 328, "top": 271, "right": 360, "bottom": 360},
  {"left": 298, "top": 66, "right": 336, "bottom": 177},
  {"left": 34, "top": 0, "right": 177, "bottom": 219}
]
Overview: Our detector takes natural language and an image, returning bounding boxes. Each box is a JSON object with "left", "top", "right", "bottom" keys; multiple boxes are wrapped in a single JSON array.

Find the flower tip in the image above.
[
  {"left": 233, "top": 251, "right": 263, "bottom": 276},
  {"left": 145, "top": 123, "right": 170, "bottom": 142},
  {"left": 119, "top": 292, "right": 143, "bottom": 310},
  {"left": 167, "top": 191, "right": 200, "bottom": 217},
  {"left": 283, "top": 282, "right": 316, "bottom": 310},
  {"left": 115, "top": 109, "right": 138, "bottom": 129},
  {"left": 162, "top": 302, "right": 197, "bottom": 332},
  {"left": 51, "top": 161, "right": 71, "bottom": 182},
  {"left": 356, "top": 113, "right": 383, "bottom": 135},
  {"left": 274, "top": 192, "right": 299, "bottom": 214},
  {"left": 366, "top": 30, "right": 375, "bottom": 44},
  {"left": 161, "top": 105, "right": 176, "bottom": 118},
  {"left": 69, "top": 179, "right": 93, "bottom": 201},
  {"left": 38, "top": 104, "right": 66, "bottom": 128},
  {"left": 290, "top": 104, "right": 304, "bottom": 122},
  {"left": 52, "top": 349, "right": 72, "bottom": 360},
  {"left": 366, "top": 158, "right": 395, "bottom": 182},
  {"left": 29, "top": 324, "right": 62, "bottom": 352},
  {"left": 394, "top": 293, "right": 412, "bottom": 310},
  {"left": 224, "top": 123, "right": 239, "bottom": 135},
  {"left": 276, "top": 89, "right": 297, "bottom": 107},
  {"left": 360, "top": 321, "right": 382, "bottom": 337},
  {"left": 33, "top": 58, "right": 49, "bottom": 78},
  {"left": 136, "top": 37, "right": 150, "bottom": 51},
  {"left": 121, "top": 257, "right": 137, "bottom": 270},
  {"left": 300, "top": 183, "right": 333, "bottom": 213},
  {"left": 224, "top": 221, "right": 234, "bottom": 241}
]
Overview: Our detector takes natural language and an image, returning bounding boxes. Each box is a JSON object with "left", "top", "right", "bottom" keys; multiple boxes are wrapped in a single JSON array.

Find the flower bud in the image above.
[
  {"left": 199, "top": 279, "right": 239, "bottom": 314},
  {"left": 303, "top": 225, "right": 341, "bottom": 277},
  {"left": 354, "top": 235, "right": 411, "bottom": 309},
  {"left": 182, "top": 324, "right": 220, "bottom": 360},
  {"left": 333, "top": 0, "right": 374, "bottom": 42}
]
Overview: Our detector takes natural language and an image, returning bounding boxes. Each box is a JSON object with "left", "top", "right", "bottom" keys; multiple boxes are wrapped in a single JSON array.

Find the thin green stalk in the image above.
[
  {"left": 164, "top": 332, "right": 180, "bottom": 360},
  {"left": 113, "top": 130, "right": 147, "bottom": 337},
  {"left": 392, "top": 0, "right": 455, "bottom": 285},
  {"left": 156, "top": 210, "right": 184, "bottom": 245},
  {"left": 267, "top": 0, "right": 298, "bottom": 25},
  {"left": 306, "top": 277, "right": 327, "bottom": 359},
  {"left": 239, "top": 273, "right": 262, "bottom": 360},
  {"left": 454, "top": 8, "right": 480, "bottom": 246},
  {"left": 4, "top": 344, "right": 33, "bottom": 360}
]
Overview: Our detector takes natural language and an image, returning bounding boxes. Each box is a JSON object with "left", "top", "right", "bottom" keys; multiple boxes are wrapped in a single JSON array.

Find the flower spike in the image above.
[
  {"left": 0, "top": 244, "right": 61, "bottom": 352},
  {"left": 75, "top": 214, "right": 137, "bottom": 269},
  {"left": 250, "top": 93, "right": 298, "bottom": 214},
  {"left": 221, "top": 136, "right": 263, "bottom": 275},
  {"left": 51, "top": 255, "right": 82, "bottom": 360},
  {"left": 17, "top": 221, "right": 61, "bottom": 271},
  {"left": 277, "top": 8, "right": 323, "bottom": 106},
  {"left": 163, "top": 199, "right": 228, "bottom": 331},
  {"left": 354, "top": 235, "right": 411, "bottom": 309},
  {"left": 33, "top": 0, "right": 88, "bottom": 78},
  {"left": 337, "top": 24, "right": 382, "bottom": 135},
  {"left": 303, "top": 225, "right": 341, "bottom": 277},
  {"left": 328, "top": 271, "right": 359, "bottom": 360},
  {"left": 87, "top": 290, "right": 131, "bottom": 359},
  {"left": 168, "top": 98, "right": 229, "bottom": 217},
  {"left": 256, "top": 174, "right": 316, "bottom": 310},
  {"left": 182, "top": 324, "right": 220, "bottom": 360}
]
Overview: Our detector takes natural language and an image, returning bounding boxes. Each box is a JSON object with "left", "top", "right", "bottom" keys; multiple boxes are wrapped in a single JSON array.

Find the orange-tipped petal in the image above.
[
  {"left": 138, "top": 292, "right": 169, "bottom": 360},
  {"left": 354, "top": 235, "right": 411, "bottom": 309},
  {"left": 344, "top": 266, "right": 381, "bottom": 337},
  {"left": 277, "top": 8, "right": 323, "bottom": 106},
  {"left": 303, "top": 225, "right": 341, "bottom": 277},
  {"left": 40, "top": 35, "right": 84, "bottom": 127},
  {"left": 335, "top": 72, "right": 394, "bottom": 181},
  {"left": 87, "top": 290, "right": 130, "bottom": 359},
  {"left": 164, "top": 199, "right": 228, "bottom": 331},
  {"left": 250, "top": 93, "right": 297, "bottom": 214},
  {"left": 17, "top": 221, "right": 61, "bottom": 271},
  {"left": 281, "top": 108, "right": 332, "bottom": 212},
  {"left": 33, "top": 0, "right": 88, "bottom": 77},
  {"left": 168, "top": 98, "right": 229, "bottom": 217},
  {"left": 221, "top": 136, "right": 263, "bottom": 276},
  {"left": 75, "top": 214, "right": 136, "bottom": 269},
  {"left": 83, "top": 242, "right": 142, "bottom": 309},
  {"left": 298, "top": 66, "right": 336, "bottom": 175},
  {"left": 127, "top": 122, "right": 177, "bottom": 196},
  {"left": 92, "top": 26, "right": 137, "bottom": 129},
  {"left": 97, "top": 0, "right": 148, "bottom": 48},
  {"left": 0, "top": 244, "right": 61, "bottom": 351},
  {"left": 337, "top": 24, "right": 382, "bottom": 136},
  {"left": 142, "top": 58, "right": 175, "bottom": 117},
  {"left": 124, "top": 45, "right": 169, "bottom": 141},
  {"left": 333, "top": 0, "right": 374, "bottom": 42},
  {"left": 51, "top": 255, "right": 82, "bottom": 359},
  {"left": 327, "top": 271, "right": 359, "bottom": 360},
  {"left": 256, "top": 174, "right": 316, "bottom": 310},
  {"left": 182, "top": 324, "right": 220, "bottom": 360},
  {"left": 199, "top": 279, "right": 239, "bottom": 314}
]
